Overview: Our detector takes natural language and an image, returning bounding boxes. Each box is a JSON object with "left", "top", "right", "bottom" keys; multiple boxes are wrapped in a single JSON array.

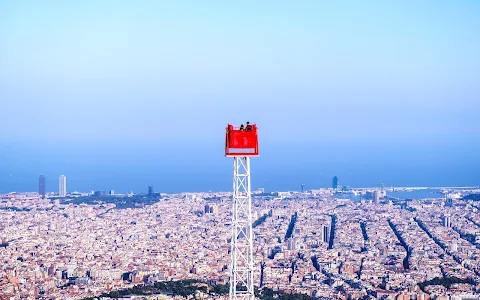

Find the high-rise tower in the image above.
[
  {"left": 332, "top": 176, "right": 338, "bottom": 189},
  {"left": 148, "top": 185, "right": 154, "bottom": 196},
  {"left": 225, "top": 123, "right": 259, "bottom": 300},
  {"left": 59, "top": 175, "right": 67, "bottom": 197},
  {"left": 373, "top": 190, "right": 380, "bottom": 203},
  {"left": 39, "top": 175, "right": 46, "bottom": 199},
  {"left": 443, "top": 215, "right": 451, "bottom": 227},
  {"left": 322, "top": 225, "right": 330, "bottom": 243}
]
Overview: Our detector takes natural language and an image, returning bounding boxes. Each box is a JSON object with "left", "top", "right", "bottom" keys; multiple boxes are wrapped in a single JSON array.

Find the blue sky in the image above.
[{"left": 0, "top": 1, "right": 479, "bottom": 192}]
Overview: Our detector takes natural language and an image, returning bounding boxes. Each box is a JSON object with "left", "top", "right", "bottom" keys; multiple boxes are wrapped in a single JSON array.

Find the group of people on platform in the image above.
[{"left": 239, "top": 122, "right": 253, "bottom": 131}]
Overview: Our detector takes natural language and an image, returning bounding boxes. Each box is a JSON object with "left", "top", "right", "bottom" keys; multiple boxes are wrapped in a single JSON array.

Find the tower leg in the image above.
[{"left": 229, "top": 157, "right": 255, "bottom": 300}]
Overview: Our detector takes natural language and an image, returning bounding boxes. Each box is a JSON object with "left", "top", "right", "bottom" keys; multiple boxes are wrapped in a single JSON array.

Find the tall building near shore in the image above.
[
  {"left": 39, "top": 175, "right": 46, "bottom": 199},
  {"left": 445, "top": 194, "right": 454, "bottom": 207},
  {"left": 59, "top": 175, "right": 67, "bottom": 197},
  {"left": 332, "top": 176, "right": 338, "bottom": 189},
  {"left": 148, "top": 185, "right": 154, "bottom": 196}
]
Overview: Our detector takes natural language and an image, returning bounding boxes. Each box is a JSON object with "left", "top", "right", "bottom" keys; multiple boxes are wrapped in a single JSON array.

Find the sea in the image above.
[
  {"left": 333, "top": 188, "right": 473, "bottom": 202},
  {"left": 0, "top": 138, "right": 479, "bottom": 194},
  {"left": 386, "top": 189, "right": 444, "bottom": 200}
]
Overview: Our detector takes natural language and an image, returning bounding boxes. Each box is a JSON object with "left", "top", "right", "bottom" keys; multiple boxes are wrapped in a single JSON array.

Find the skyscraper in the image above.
[
  {"left": 322, "top": 225, "right": 330, "bottom": 243},
  {"left": 59, "top": 175, "right": 67, "bottom": 197},
  {"left": 39, "top": 175, "right": 46, "bottom": 199},
  {"left": 204, "top": 204, "right": 218, "bottom": 214},
  {"left": 445, "top": 195, "right": 454, "bottom": 207},
  {"left": 443, "top": 216, "right": 451, "bottom": 227},
  {"left": 373, "top": 190, "right": 380, "bottom": 203},
  {"left": 332, "top": 176, "right": 338, "bottom": 189},
  {"left": 148, "top": 185, "right": 153, "bottom": 196}
]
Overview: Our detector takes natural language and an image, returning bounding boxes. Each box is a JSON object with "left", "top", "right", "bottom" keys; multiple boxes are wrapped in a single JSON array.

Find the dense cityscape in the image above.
[
  {"left": 1, "top": 175, "right": 479, "bottom": 299},
  {"left": 3, "top": 0, "right": 479, "bottom": 299}
]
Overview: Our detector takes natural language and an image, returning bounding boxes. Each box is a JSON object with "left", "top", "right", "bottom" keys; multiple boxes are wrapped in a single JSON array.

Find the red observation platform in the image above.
[{"left": 225, "top": 124, "right": 259, "bottom": 157}]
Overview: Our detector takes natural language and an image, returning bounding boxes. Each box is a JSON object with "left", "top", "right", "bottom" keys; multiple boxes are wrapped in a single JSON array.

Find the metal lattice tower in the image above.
[{"left": 229, "top": 156, "right": 255, "bottom": 300}]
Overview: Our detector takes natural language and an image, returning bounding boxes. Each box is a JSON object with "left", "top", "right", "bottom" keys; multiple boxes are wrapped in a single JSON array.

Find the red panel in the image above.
[
  {"left": 225, "top": 124, "right": 259, "bottom": 156},
  {"left": 228, "top": 131, "right": 241, "bottom": 148},
  {"left": 243, "top": 131, "right": 256, "bottom": 148}
]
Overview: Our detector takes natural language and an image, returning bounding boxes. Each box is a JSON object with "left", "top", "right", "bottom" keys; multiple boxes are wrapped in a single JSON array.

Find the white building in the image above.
[
  {"left": 59, "top": 175, "right": 67, "bottom": 197},
  {"left": 450, "top": 241, "right": 458, "bottom": 253}
]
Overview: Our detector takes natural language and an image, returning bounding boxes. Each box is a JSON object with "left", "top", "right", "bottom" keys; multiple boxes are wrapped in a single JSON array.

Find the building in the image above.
[
  {"left": 109, "top": 190, "right": 115, "bottom": 195},
  {"left": 39, "top": 175, "right": 46, "bottom": 199},
  {"left": 445, "top": 196, "right": 454, "bottom": 207},
  {"left": 58, "top": 175, "right": 67, "bottom": 197},
  {"left": 450, "top": 241, "right": 458, "bottom": 252},
  {"left": 148, "top": 186, "right": 154, "bottom": 196},
  {"left": 443, "top": 215, "right": 451, "bottom": 227},
  {"left": 204, "top": 204, "right": 218, "bottom": 214},
  {"left": 332, "top": 176, "right": 338, "bottom": 189},
  {"left": 322, "top": 225, "right": 330, "bottom": 243},
  {"left": 287, "top": 238, "right": 296, "bottom": 251},
  {"left": 373, "top": 190, "right": 380, "bottom": 203}
]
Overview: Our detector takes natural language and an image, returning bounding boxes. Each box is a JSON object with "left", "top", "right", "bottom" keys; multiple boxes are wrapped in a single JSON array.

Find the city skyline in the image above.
[
  {"left": 2, "top": 170, "right": 479, "bottom": 195},
  {"left": 3, "top": 172, "right": 479, "bottom": 195}
]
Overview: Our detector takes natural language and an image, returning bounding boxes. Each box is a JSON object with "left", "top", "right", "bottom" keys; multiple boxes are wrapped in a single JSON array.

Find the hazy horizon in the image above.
[
  {"left": 1, "top": 1, "right": 479, "bottom": 193},
  {"left": 1, "top": 133, "right": 478, "bottom": 194}
]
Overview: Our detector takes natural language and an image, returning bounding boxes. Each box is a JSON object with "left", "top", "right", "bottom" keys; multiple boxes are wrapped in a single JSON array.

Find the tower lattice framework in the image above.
[{"left": 229, "top": 156, "right": 255, "bottom": 300}]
